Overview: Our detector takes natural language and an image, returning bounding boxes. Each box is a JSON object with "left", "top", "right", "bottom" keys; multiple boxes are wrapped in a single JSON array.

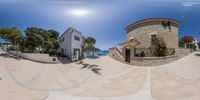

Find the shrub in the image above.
[
  {"left": 49, "top": 50, "right": 58, "bottom": 57},
  {"left": 8, "top": 46, "right": 17, "bottom": 51},
  {"left": 150, "top": 37, "right": 167, "bottom": 57}
]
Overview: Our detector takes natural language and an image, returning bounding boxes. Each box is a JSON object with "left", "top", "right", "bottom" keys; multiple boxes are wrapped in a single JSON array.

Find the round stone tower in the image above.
[{"left": 125, "top": 18, "right": 180, "bottom": 49}]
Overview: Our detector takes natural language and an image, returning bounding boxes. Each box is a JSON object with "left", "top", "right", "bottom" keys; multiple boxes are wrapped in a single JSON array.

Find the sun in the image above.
[{"left": 70, "top": 9, "right": 89, "bottom": 17}]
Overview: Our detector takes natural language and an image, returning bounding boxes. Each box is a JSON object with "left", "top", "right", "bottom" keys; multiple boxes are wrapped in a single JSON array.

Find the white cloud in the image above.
[{"left": 181, "top": 2, "right": 200, "bottom": 7}]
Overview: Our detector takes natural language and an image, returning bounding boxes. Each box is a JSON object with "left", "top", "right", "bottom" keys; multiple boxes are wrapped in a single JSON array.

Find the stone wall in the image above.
[
  {"left": 134, "top": 48, "right": 191, "bottom": 66},
  {"left": 108, "top": 48, "right": 191, "bottom": 66},
  {"left": 127, "top": 21, "right": 179, "bottom": 49},
  {"left": 108, "top": 48, "right": 124, "bottom": 62},
  {"left": 9, "top": 51, "right": 59, "bottom": 64}
]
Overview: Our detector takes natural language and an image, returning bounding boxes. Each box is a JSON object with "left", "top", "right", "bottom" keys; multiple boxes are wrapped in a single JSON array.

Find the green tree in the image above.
[
  {"left": 84, "top": 37, "right": 96, "bottom": 56},
  {"left": 179, "top": 35, "right": 194, "bottom": 47},
  {"left": 25, "top": 27, "right": 51, "bottom": 53},
  {"left": 0, "top": 27, "right": 23, "bottom": 58},
  {"left": 48, "top": 29, "right": 60, "bottom": 56},
  {"left": 24, "top": 27, "right": 60, "bottom": 56},
  {"left": 150, "top": 37, "right": 167, "bottom": 57}
]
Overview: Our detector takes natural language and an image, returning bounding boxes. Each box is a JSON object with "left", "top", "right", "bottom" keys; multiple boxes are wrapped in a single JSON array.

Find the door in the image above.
[
  {"left": 125, "top": 49, "right": 131, "bottom": 62},
  {"left": 73, "top": 49, "right": 80, "bottom": 60},
  {"left": 61, "top": 49, "right": 64, "bottom": 56}
]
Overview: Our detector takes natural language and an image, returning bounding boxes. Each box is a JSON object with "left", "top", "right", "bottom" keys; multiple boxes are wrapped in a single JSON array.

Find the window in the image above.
[
  {"left": 74, "top": 36, "right": 80, "bottom": 41},
  {"left": 151, "top": 35, "right": 157, "bottom": 43},
  {"left": 62, "top": 37, "right": 65, "bottom": 42}
]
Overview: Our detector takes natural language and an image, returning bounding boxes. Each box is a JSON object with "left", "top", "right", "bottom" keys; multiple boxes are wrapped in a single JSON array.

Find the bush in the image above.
[
  {"left": 150, "top": 37, "right": 167, "bottom": 57},
  {"left": 21, "top": 47, "right": 35, "bottom": 53},
  {"left": 8, "top": 46, "right": 17, "bottom": 51},
  {"left": 49, "top": 50, "right": 58, "bottom": 57}
]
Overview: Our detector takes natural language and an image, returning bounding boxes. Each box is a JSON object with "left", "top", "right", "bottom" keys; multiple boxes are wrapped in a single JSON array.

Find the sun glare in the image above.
[{"left": 70, "top": 9, "right": 89, "bottom": 17}]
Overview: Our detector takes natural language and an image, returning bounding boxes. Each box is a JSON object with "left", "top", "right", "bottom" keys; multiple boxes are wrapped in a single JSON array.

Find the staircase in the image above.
[{"left": 115, "top": 47, "right": 123, "bottom": 56}]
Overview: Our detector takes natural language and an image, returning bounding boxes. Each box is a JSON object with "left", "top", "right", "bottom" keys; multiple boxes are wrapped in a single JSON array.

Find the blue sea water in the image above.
[{"left": 90, "top": 50, "right": 108, "bottom": 56}]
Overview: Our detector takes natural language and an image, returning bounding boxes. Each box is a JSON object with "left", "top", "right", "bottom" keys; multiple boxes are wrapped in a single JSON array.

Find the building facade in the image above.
[
  {"left": 59, "top": 27, "right": 84, "bottom": 61},
  {"left": 126, "top": 18, "right": 179, "bottom": 49},
  {"left": 109, "top": 18, "right": 180, "bottom": 64}
]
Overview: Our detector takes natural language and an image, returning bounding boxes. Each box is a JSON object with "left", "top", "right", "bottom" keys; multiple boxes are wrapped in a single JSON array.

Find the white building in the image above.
[
  {"left": 184, "top": 38, "right": 199, "bottom": 51},
  {"left": 193, "top": 38, "right": 199, "bottom": 51},
  {"left": 59, "top": 27, "right": 84, "bottom": 61}
]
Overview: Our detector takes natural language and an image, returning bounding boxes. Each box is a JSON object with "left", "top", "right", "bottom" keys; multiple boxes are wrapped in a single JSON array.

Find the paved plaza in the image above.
[{"left": 0, "top": 51, "right": 200, "bottom": 100}]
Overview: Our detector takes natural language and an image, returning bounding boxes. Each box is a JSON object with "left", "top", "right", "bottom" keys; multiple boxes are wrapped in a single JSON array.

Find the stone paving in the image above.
[{"left": 0, "top": 50, "right": 200, "bottom": 100}]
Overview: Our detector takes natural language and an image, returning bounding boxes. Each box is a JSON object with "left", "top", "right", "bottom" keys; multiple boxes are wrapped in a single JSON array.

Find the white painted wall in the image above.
[
  {"left": 9, "top": 51, "right": 59, "bottom": 63},
  {"left": 71, "top": 30, "right": 84, "bottom": 57},
  {"left": 60, "top": 28, "right": 71, "bottom": 57},
  {"left": 59, "top": 27, "right": 84, "bottom": 60}
]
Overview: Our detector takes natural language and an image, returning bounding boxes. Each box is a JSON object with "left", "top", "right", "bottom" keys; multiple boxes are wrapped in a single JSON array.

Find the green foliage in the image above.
[
  {"left": 150, "top": 37, "right": 167, "bottom": 57},
  {"left": 0, "top": 27, "right": 23, "bottom": 45},
  {"left": 83, "top": 37, "right": 96, "bottom": 56},
  {"left": 49, "top": 50, "right": 58, "bottom": 57},
  {"left": 48, "top": 29, "right": 60, "bottom": 50},
  {"left": 0, "top": 27, "right": 23, "bottom": 59},
  {"left": 8, "top": 46, "right": 17, "bottom": 51},
  {"left": 0, "top": 27, "right": 60, "bottom": 57},
  {"left": 24, "top": 27, "right": 60, "bottom": 54},
  {"left": 179, "top": 35, "right": 194, "bottom": 47}
]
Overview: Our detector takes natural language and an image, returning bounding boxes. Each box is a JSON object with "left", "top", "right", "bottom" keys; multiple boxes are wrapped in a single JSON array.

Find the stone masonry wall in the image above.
[
  {"left": 108, "top": 48, "right": 124, "bottom": 62},
  {"left": 127, "top": 21, "right": 179, "bottom": 49}
]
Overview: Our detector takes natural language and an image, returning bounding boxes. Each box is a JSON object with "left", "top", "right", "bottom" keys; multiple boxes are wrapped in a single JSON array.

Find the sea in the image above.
[{"left": 90, "top": 50, "right": 108, "bottom": 56}]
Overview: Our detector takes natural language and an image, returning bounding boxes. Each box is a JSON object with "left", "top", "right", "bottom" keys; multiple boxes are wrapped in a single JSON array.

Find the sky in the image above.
[{"left": 0, "top": 0, "right": 200, "bottom": 50}]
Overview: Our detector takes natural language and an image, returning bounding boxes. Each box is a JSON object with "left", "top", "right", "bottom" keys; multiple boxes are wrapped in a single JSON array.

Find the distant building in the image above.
[
  {"left": 193, "top": 38, "right": 199, "bottom": 51},
  {"left": 185, "top": 38, "right": 199, "bottom": 51},
  {"left": 59, "top": 27, "right": 84, "bottom": 61}
]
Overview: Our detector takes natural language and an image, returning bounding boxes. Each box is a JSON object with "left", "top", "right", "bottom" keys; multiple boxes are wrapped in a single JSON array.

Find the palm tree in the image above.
[{"left": 84, "top": 37, "right": 96, "bottom": 56}]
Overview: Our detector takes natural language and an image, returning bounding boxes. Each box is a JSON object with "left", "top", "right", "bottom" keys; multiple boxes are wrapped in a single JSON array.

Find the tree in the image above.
[
  {"left": 150, "top": 37, "right": 167, "bottom": 57},
  {"left": 0, "top": 27, "right": 23, "bottom": 59},
  {"left": 179, "top": 35, "right": 194, "bottom": 47},
  {"left": 84, "top": 37, "right": 96, "bottom": 56},
  {"left": 48, "top": 29, "right": 60, "bottom": 56},
  {"left": 24, "top": 27, "right": 60, "bottom": 56},
  {"left": 25, "top": 27, "right": 51, "bottom": 53}
]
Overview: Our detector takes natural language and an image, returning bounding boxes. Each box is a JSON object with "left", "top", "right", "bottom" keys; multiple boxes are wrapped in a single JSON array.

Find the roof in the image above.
[
  {"left": 60, "top": 27, "right": 82, "bottom": 37},
  {"left": 125, "top": 18, "right": 181, "bottom": 32}
]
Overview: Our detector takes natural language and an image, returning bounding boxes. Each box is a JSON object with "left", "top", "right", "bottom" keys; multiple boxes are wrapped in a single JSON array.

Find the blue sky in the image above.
[{"left": 0, "top": 0, "right": 200, "bottom": 50}]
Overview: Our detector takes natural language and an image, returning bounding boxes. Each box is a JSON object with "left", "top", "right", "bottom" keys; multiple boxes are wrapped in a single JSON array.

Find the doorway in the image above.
[
  {"left": 125, "top": 49, "right": 131, "bottom": 62},
  {"left": 73, "top": 48, "right": 80, "bottom": 60}
]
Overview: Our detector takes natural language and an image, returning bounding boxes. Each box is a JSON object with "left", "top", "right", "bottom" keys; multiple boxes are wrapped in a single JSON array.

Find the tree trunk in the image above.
[{"left": 16, "top": 43, "right": 19, "bottom": 59}]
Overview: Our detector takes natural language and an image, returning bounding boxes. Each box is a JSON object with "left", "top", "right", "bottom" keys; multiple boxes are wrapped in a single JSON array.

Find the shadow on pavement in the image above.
[
  {"left": 76, "top": 61, "right": 102, "bottom": 75},
  {"left": 57, "top": 57, "right": 73, "bottom": 64},
  {"left": 87, "top": 56, "right": 100, "bottom": 59}
]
